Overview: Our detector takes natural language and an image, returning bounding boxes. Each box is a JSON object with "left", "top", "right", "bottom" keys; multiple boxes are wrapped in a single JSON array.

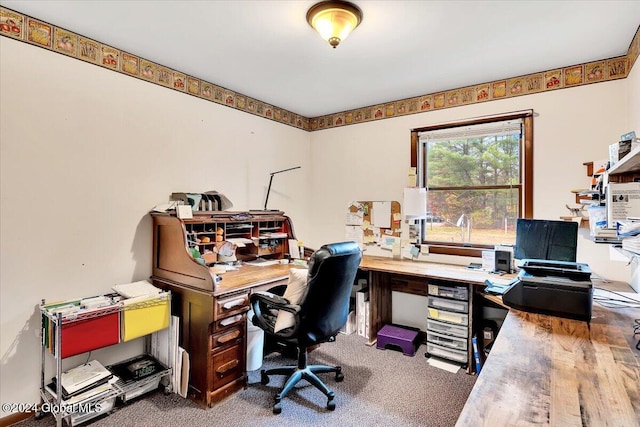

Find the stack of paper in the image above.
[
  {"left": 616, "top": 219, "right": 640, "bottom": 237},
  {"left": 112, "top": 280, "right": 162, "bottom": 299},
  {"left": 622, "top": 235, "right": 640, "bottom": 254},
  {"left": 57, "top": 360, "right": 113, "bottom": 399},
  {"left": 593, "top": 228, "right": 621, "bottom": 243}
]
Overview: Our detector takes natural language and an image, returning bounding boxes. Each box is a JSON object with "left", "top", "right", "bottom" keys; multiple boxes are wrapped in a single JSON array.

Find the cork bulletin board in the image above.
[{"left": 345, "top": 201, "right": 402, "bottom": 248}]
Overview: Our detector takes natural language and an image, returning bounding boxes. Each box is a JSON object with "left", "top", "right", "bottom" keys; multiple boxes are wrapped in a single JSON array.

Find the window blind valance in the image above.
[{"left": 419, "top": 119, "right": 523, "bottom": 143}]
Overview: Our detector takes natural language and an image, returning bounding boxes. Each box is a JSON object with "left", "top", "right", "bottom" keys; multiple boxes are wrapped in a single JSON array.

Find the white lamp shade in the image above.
[{"left": 403, "top": 187, "right": 427, "bottom": 218}]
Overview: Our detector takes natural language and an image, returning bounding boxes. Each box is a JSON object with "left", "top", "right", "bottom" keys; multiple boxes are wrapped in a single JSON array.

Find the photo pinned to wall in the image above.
[{"left": 346, "top": 201, "right": 401, "bottom": 251}]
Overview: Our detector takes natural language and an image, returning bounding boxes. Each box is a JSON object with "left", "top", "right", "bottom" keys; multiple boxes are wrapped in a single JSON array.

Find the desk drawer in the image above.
[
  {"left": 427, "top": 330, "right": 468, "bottom": 351},
  {"left": 211, "top": 323, "right": 245, "bottom": 349},
  {"left": 390, "top": 277, "right": 428, "bottom": 296},
  {"left": 211, "top": 343, "right": 244, "bottom": 390},
  {"left": 427, "top": 308, "right": 468, "bottom": 325},
  {"left": 428, "top": 296, "right": 468, "bottom": 313},
  {"left": 214, "top": 293, "right": 249, "bottom": 320},
  {"left": 212, "top": 313, "right": 244, "bottom": 333},
  {"left": 426, "top": 343, "right": 468, "bottom": 364},
  {"left": 427, "top": 283, "right": 468, "bottom": 301},
  {"left": 427, "top": 319, "right": 468, "bottom": 338}
]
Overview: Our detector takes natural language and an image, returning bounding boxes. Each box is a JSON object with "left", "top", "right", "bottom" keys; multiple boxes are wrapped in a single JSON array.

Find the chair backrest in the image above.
[{"left": 296, "top": 241, "right": 362, "bottom": 346}]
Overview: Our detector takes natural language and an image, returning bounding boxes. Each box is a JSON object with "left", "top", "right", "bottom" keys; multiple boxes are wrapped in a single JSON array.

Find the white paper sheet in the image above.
[
  {"left": 345, "top": 225, "right": 364, "bottom": 248},
  {"left": 372, "top": 201, "right": 391, "bottom": 228}
]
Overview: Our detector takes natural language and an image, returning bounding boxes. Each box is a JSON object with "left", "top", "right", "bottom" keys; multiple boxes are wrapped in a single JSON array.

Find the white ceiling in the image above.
[{"left": 3, "top": 1, "right": 639, "bottom": 118}]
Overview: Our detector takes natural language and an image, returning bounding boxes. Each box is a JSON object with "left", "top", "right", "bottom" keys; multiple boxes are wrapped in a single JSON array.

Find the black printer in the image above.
[{"left": 502, "top": 259, "right": 593, "bottom": 321}]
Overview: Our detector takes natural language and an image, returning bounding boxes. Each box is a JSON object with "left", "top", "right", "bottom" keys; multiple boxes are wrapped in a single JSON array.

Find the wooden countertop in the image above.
[
  {"left": 359, "top": 255, "right": 516, "bottom": 286},
  {"left": 456, "top": 281, "right": 640, "bottom": 426}
]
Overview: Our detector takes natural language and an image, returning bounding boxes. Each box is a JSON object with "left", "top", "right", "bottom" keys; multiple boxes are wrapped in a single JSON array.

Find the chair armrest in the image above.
[{"left": 250, "top": 291, "right": 301, "bottom": 335}]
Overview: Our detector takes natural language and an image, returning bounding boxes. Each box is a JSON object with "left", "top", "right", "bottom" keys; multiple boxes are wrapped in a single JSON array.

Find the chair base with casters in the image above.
[{"left": 260, "top": 342, "right": 344, "bottom": 414}]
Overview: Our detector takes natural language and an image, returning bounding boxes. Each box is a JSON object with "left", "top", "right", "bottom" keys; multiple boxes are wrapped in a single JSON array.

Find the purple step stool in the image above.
[{"left": 376, "top": 324, "right": 420, "bottom": 356}]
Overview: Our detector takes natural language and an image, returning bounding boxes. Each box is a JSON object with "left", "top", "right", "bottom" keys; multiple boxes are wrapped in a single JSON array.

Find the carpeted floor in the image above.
[{"left": 18, "top": 333, "right": 476, "bottom": 427}]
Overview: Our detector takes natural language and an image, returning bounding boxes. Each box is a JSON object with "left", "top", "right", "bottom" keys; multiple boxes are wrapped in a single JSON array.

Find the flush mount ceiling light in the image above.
[{"left": 306, "top": 1, "right": 363, "bottom": 48}]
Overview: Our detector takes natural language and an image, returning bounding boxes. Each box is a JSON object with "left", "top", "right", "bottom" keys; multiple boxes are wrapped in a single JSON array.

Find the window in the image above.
[{"left": 410, "top": 111, "right": 533, "bottom": 257}]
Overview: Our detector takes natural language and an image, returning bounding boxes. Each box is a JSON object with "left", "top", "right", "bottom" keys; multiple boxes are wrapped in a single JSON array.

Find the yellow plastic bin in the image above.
[{"left": 121, "top": 293, "right": 170, "bottom": 342}]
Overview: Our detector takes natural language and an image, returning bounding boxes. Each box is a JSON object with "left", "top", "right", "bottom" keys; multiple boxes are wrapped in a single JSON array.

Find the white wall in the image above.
[
  {"left": 0, "top": 37, "right": 311, "bottom": 412},
  {"left": 307, "top": 79, "right": 631, "bottom": 282}
]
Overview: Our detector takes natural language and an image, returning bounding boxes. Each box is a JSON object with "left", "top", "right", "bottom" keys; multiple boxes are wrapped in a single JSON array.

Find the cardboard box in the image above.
[{"left": 482, "top": 327, "right": 495, "bottom": 348}]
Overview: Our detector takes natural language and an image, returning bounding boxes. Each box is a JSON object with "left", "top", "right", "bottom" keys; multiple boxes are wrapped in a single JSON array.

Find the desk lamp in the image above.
[{"left": 262, "top": 166, "right": 301, "bottom": 211}]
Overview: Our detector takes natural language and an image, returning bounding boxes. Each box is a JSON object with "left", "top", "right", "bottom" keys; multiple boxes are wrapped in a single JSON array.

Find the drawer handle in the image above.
[
  {"left": 218, "top": 330, "right": 241, "bottom": 344},
  {"left": 219, "top": 314, "right": 242, "bottom": 327},
  {"left": 216, "top": 359, "right": 239, "bottom": 375},
  {"left": 223, "top": 298, "right": 246, "bottom": 310}
]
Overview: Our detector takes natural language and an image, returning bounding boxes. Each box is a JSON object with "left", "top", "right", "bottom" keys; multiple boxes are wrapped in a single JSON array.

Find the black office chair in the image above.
[{"left": 250, "top": 241, "right": 362, "bottom": 414}]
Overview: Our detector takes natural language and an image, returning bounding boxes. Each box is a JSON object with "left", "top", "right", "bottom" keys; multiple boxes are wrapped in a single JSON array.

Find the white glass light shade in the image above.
[{"left": 307, "top": 1, "right": 362, "bottom": 48}]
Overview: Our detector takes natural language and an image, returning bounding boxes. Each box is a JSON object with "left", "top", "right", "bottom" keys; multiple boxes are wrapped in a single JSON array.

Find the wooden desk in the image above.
[
  {"left": 456, "top": 281, "right": 640, "bottom": 426},
  {"left": 150, "top": 211, "right": 298, "bottom": 406},
  {"left": 358, "top": 256, "right": 515, "bottom": 371}
]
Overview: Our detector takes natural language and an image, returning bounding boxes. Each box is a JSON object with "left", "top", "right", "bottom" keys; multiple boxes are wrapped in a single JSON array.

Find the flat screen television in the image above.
[{"left": 514, "top": 218, "right": 578, "bottom": 262}]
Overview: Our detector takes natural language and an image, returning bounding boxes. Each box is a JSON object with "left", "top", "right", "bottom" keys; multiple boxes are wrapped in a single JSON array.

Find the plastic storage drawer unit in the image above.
[
  {"left": 65, "top": 396, "right": 115, "bottom": 426},
  {"left": 426, "top": 343, "right": 468, "bottom": 364},
  {"left": 427, "top": 319, "right": 468, "bottom": 338},
  {"left": 427, "top": 330, "right": 468, "bottom": 351},
  {"left": 427, "top": 283, "right": 468, "bottom": 300},
  {"left": 428, "top": 296, "right": 468, "bottom": 313},
  {"left": 427, "top": 308, "right": 468, "bottom": 325}
]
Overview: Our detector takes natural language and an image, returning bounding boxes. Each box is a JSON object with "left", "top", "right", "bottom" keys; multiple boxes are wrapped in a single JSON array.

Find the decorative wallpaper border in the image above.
[
  {"left": 0, "top": 6, "right": 309, "bottom": 130},
  {"left": 1, "top": 6, "right": 638, "bottom": 133}
]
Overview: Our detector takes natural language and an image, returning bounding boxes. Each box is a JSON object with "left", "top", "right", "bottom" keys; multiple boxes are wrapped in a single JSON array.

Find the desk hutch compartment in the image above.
[
  {"left": 428, "top": 296, "right": 468, "bottom": 313},
  {"left": 426, "top": 330, "right": 468, "bottom": 351},
  {"left": 427, "top": 283, "right": 468, "bottom": 300},
  {"left": 427, "top": 307, "right": 468, "bottom": 325},
  {"left": 427, "top": 319, "right": 468, "bottom": 338},
  {"left": 426, "top": 343, "right": 468, "bottom": 364}
]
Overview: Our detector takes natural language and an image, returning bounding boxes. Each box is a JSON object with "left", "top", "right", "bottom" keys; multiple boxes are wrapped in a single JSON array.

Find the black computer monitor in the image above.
[{"left": 514, "top": 218, "right": 578, "bottom": 262}]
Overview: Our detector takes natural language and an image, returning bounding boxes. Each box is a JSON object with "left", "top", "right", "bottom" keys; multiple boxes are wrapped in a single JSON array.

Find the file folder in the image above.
[{"left": 61, "top": 312, "right": 120, "bottom": 358}]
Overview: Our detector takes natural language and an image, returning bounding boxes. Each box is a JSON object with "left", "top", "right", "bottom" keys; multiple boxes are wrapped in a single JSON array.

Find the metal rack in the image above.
[{"left": 39, "top": 292, "right": 173, "bottom": 427}]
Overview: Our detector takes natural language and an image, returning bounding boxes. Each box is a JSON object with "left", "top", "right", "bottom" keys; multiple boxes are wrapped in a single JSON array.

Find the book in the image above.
[{"left": 472, "top": 335, "right": 482, "bottom": 374}]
